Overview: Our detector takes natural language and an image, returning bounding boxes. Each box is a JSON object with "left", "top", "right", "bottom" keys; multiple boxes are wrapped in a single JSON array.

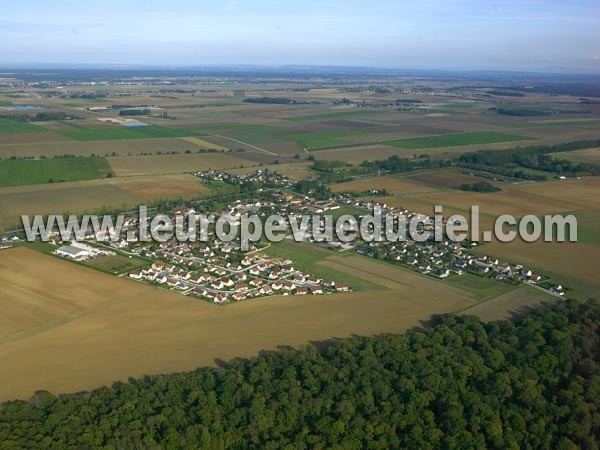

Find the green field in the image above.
[
  {"left": 85, "top": 254, "right": 148, "bottom": 274},
  {"left": 498, "top": 119, "right": 600, "bottom": 129},
  {"left": 285, "top": 110, "right": 384, "bottom": 121},
  {"left": 442, "top": 103, "right": 479, "bottom": 109},
  {"left": 57, "top": 125, "right": 194, "bottom": 141},
  {"left": 385, "top": 131, "right": 534, "bottom": 149},
  {"left": 527, "top": 120, "right": 600, "bottom": 128},
  {"left": 186, "top": 124, "right": 280, "bottom": 133},
  {"left": 0, "top": 118, "right": 43, "bottom": 134},
  {"left": 286, "top": 130, "right": 368, "bottom": 148},
  {"left": 0, "top": 157, "right": 114, "bottom": 187},
  {"left": 445, "top": 273, "right": 517, "bottom": 301},
  {"left": 569, "top": 210, "right": 600, "bottom": 246},
  {"left": 175, "top": 102, "right": 238, "bottom": 108},
  {"left": 264, "top": 239, "right": 384, "bottom": 291},
  {"left": 330, "top": 205, "right": 366, "bottom": 220}
]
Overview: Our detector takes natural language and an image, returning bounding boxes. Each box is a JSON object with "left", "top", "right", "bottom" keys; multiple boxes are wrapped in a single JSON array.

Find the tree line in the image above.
[
  {"left": 1, "top": 298, "right": 598, "bottom": 449},
  {"left": 458, "top": 139, "right": 600, "bottom": 178}
]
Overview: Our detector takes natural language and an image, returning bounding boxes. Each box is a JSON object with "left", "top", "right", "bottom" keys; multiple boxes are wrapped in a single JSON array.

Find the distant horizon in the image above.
[
  {"left": 0, "top": 62, "right": 599, "bottom": 78},
  {"left": 2, "top": 1, "right": 599, "bottom": 75}
]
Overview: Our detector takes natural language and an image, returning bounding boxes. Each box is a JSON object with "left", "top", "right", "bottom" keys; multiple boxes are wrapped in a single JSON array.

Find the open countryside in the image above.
[{"left": 0, "top": 54, "right": 599, "bottom": 448}]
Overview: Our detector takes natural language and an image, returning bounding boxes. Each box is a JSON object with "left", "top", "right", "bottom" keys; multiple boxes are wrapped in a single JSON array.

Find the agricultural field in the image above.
[
  {"left": 225, "top": 161, "right": 315, "bottom": 180},
  {"left": 313, "top": 144, "right": 415, "bottom": 163},
  {"left": 263, "top": 240, "right": 385, "bottom": 291},
  {"left": 0, "top": 247, "right": 147, "bottom": 342},
  {"left": 56, "top": 124, "right": 195, "bottom": 141},
  {"left": 460, "top": 285, "right": 555, "bottom": 321},
  {"left": 550, "top": 147, "right": 600, "bottom": 164},
  {"left": 107, "top": 174, "right": 211, "bottom": 202},
  {"left": 444, "top": 273, "right": 517, "bottom": 301},
  {"left": 0, "top": 174, "right": 209, "bottom": 229},
  {"left": 0, "top": 157, "right": 114, "bottom": 187},
  {"left": 180, "top": 136, "right": 228, "bottom": 151},
  {"left": 375, "top": 177, "right": 600, "bottom": 220},
  {"left": 330, "top": 175, "right": 437, "bottom": 195},
  {"left": 285, "top": 130, "right": 369, "bottom": 148},
  {"left": 477, "top": 239, "right": 598, "bottom": 299},
  {"left": 107, "top": 153, "right": 259, "bottom": 176},
  {"left": 284, "top": 110, "right": 385, "bottom": 121},
  {"left": 370, "top": 177, "right": 600, "bottom": 299},
  {"left": 318, "top": 254, "right": 473, "bottom": 299},
  {"left": 0, "top": 137, "right": 232, "bottom": 159},
  {"left": 0, "top": 118, "right": 43, "bottom": 134},
  {"left": 405, "top": 168, "right": 503, "bottom": 190},
  {"left": 0, "top": 69, "right": 598, "bottom": 408},
  {"left": 385, "top": 131, "right": 535, "bottom": 149},
  {"left": 0, "top": 246, "right": 481, "bottom": 401},
  {"left": 0, "top": 181, "right": 137, "bottom": 230}
]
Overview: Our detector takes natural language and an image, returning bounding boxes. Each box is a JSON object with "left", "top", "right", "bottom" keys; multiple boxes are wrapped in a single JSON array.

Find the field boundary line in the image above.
[
  {"left": 321, "top": 256, "right": 416, "bottom": 289},
  {"left": 456, "top": 283, "right": 554, "bottom": 316},
  {"left": 214, "top": 135, "right": 278, "bottom": 156}
]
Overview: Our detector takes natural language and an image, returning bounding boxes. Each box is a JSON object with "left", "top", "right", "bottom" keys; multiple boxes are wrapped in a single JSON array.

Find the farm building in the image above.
[{"left": 57, "top": 245, "right": 89, "bottom": 260}]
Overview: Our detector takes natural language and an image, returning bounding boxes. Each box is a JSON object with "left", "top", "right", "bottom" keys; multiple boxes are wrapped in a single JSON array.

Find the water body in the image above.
[
  {"left": 3, "top": 106, "right": 44, "bottom": 111},
  {"left": 122, "top": 106, "right": 159, "bottom": 111},
  {"left": 123, "top": 121, "right": 148, "bottom": 127}
]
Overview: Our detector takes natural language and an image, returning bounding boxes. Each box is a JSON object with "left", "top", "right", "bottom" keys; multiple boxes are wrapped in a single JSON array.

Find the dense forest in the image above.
[{"left": 1, "top": 299, "right": 598, "bottom": 449}]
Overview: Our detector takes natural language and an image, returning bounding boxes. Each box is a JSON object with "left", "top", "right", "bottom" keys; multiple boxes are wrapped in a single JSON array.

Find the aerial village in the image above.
[{"left": 5, "top": 168, "right": 566, "bottom": 303}]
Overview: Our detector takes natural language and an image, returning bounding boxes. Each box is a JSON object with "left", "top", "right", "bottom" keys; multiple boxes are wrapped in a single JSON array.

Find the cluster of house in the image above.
[
  {"left": 194, "top": 169, "right": 293, "bottom": 188},
  {"left": 0, "top": 235, "right": 13, "bottom": 250},
  {"left": 353, "top": 200, "right": 566, "bottom": 297},
  {"left": 127, "top": 240, "right": 350, "bottom": 303},
  {"left": 193, "top": 169, "right": 345, "bottom": 216},
  {"left": 34, "top": 177, "right": 568, "bottom": 300}
]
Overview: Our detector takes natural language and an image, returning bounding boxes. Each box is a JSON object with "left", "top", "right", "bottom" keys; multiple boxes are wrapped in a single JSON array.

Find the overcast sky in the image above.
[{"left": 1, "top": 0, "right": 599, "bottom": 73}]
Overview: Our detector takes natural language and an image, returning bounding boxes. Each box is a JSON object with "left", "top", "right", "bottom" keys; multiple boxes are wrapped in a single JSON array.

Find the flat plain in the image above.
[
  {"left": 0, "top": 75, "right": 598, "bottom": 403},
  {"left": 0, "top": 247, "right": 478, "bottom": 401}
]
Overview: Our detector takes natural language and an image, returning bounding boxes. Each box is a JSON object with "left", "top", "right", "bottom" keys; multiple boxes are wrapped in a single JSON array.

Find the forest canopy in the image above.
[{"left": 1, "top": 299, "right": 598, "bottom": 449}]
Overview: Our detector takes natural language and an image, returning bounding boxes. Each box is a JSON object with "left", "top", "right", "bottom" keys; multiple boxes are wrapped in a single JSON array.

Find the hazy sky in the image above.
[{"left": 1, "top": 0, "right": 599, "bottom": 73}]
